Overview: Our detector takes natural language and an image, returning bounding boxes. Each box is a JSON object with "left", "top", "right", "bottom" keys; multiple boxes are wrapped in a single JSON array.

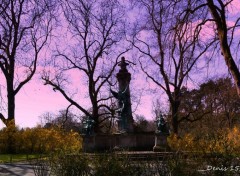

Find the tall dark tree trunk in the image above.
[
  {"left": 7, "top": 83, "right": 15, "bottom": 125},
  {"left": 92, "top": 103, "right": 99, "bottom": 133},
  {"left": 6, "top": 73, "right": 16, "bottom": 154},
  {"left": 207, "top": 0, "right": 240, "bottom": 97},
  {"left": 6, "top": 61, "right": 15, "bottom": 127},
  {"left": 171, "top": 101, "right": 180, "bottom": 134}
]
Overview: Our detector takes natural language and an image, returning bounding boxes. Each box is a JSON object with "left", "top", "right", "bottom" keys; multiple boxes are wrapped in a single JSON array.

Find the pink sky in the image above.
[
  {"left": 0, "top": 78, "right": 68, "bottom": 128},
  {"left": 0, "top": 70, "right": 156, "bottom": 129},
  {"left": 0, "top": 0, "right": 239, "bottom": 129}
]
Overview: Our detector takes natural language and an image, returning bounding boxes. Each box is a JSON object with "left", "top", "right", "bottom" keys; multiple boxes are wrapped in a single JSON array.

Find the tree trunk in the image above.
[
  {"left": 219, "top": 34, "right": 240, "bottom": 97},
  {"left": 92, "top": 104, "right": 99, "bottom": 133},
  {"left": 0, "top": 77, "right": 15, "bottom": 127},
  {"left": 207, "top": 0, "right": 240, "bottom": 97},
  {"left": 7, "top": 90, "right": 15, "bottom": 124},
  {"left": 6, "top": 75, "right": 15, "bottom": 127},
  {"left": 171, "top": 101, "right": 180, "bottom": 134},
  {"left": 6, "top": 77, "right": 16, "bottom": 154},
  {"left": 0, "top": 68, "right": 16, "bottom": 153}
]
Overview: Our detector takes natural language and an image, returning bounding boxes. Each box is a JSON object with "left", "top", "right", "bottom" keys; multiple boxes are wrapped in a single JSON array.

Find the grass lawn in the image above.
[{"left": 0, "top": 154, "right": 40, "bottom": 163}]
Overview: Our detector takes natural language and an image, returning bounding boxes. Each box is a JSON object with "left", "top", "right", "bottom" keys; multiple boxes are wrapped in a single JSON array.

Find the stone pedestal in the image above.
[
  {"left": 82, "top": 133, "right": 155, "bottom": 152},
  {"left": 153, "top": 133, "right": 169, "bottom": 152},
  {"left": 116, "top": 117, "right": 134, "bottom": 134}
]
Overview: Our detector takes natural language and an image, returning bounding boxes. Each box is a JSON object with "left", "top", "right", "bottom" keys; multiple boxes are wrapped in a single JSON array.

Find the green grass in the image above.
[{"left": 0, "top": 154, "right": 40, "bottom": 163}]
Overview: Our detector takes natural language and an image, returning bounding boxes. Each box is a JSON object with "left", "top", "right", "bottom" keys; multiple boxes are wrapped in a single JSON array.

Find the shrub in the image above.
[
  {"left": 0, "top": 122, "right": 19, "bottom": 153},
  {"left": 0, "top": 126, "right": 82, "bottom": 154},
  {"left": 168, "top": 127, "right": 240, "bottom": 155},
  {"left": 168, "top": 127, "right": 240, "bottom": 176},
  {"left": 49, "top": 153, "right": 90, "bottom": 176},
  {"left": 92, "top": 153, "right": 141, "bottom": 176}
]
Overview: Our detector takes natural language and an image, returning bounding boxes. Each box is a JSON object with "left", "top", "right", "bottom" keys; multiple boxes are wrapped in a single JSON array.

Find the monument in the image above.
[
  {"left": 110, "top": 57, "right": 134, "bottom": 133},
  {"left": 153, "top": 114, "right": 170, "bottom": 152},
  {"left": 82, "top": 56, "right": 166, "bottom": 152}
]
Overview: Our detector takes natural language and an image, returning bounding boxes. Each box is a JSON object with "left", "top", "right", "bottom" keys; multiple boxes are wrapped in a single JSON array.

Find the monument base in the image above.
[
  {"left": 116, "top": 116, "right": 134, "bottom": 133},
  {"left": 82, "top": 132, "right": 155, "bottom": 152},
  {"left": 153, "top": 133, "right": 169, "bottom": 152}
]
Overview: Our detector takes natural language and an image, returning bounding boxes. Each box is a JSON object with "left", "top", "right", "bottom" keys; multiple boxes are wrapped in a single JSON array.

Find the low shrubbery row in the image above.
[
  {"left": 168, "top": 126, "right": 240, "bottom": 155},
  {"left": 33, "top": 152, "right": 180, "bottom": 176},
  {"left": 166, "top": 126, "right": 240, "bottom": 176},
  {"left": 0, "top": 124, "right": 82, "bottom": 154},
  {"left": 33, "top": 151, "right": 240, "bottom": 176}
]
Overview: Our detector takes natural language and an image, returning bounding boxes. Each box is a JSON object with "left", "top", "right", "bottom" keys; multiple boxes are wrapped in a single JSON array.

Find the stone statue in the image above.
[
  {"left": 110, "top": 84, "right": 128, "bottom": 115},
  {"left": 156, "top": 114, "right": 170, "bottom": 135},
  {"left": 110, "top": 57, "right": 134, "bottom": 133},
  {"left": 82, "top": 117, "right": 95, "bottom": 135},
  {"left": 110, "top": 85, "right": 129, "bottom": 132}
]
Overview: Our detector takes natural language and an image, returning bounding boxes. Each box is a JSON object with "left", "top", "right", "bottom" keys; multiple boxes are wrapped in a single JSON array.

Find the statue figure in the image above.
[
  {"left": 156, "top": 114, "right": 170, "bottom": 135},
  {"left": 82, "top": 117, "right": 95, "bottom": 135},
  {"left": 110, "top": 85, "right": 128, "bottom": 115},
  {"left": 110, "top": 84, "right": 129, "bottom": 131}
]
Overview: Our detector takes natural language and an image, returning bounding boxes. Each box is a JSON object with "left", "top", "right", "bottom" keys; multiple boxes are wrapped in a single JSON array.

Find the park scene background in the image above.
[{"left": 1, "top": 0, "right": 240, "bottom": 175}]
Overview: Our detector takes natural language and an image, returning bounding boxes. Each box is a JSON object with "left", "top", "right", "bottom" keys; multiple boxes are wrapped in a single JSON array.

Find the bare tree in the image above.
[
  {"left": 39, "top": 108, "right": 81, "bottom": 131},
  {"left": 185, "top": 0, "right": 240, "bottom": 96},
  {"left": 42, "top": 0, "right": 129, "bottom": 132},
  {"left": 131, "top": 0, "right": 215, "bottom": 134},
  {"left": 0, "top": 0, "right": 54, "bottom": 127},
  {"left": 206, "top": 0, "right": 240, "bottom": 96}
]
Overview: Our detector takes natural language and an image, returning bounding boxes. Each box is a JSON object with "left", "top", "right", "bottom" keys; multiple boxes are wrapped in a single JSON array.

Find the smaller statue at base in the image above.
[
  {"left": 153, "top": 113, "right": 170, "bottom": 152},
  {"left": 82, "top": 117, "right": 95, "bottom": 135},
  {"left": 155, "top": 114, "right": 170, "bottom": 135}
]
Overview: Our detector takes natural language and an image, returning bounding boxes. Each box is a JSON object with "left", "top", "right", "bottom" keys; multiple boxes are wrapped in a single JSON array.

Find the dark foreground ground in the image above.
[{"left": 0, "top": 163, "right": 35, "bottom": 176}]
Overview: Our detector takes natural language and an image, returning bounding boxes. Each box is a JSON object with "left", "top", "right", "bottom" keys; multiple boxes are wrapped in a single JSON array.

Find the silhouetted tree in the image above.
[
  {"left": 0, "top": 0, "right": 54, "bottom": 127},
  {"left": 39, "top": 108, "right": 81, "bottom": 132},
  {"left": 207, "top": 0, "right": 240, "bottom": 96},
  {"left": 42, "top": 0, "right": 129, "bottom": 132},
  {"left": 131, "top": 0, "right": 215, "bottom": 134},
  {"left": 179, "top": 77, "right": 240, "bottom": 134},
  {"left": 134, "top": 115, "right": 155, "bottom": 132},
  {"left": 188, "top": 0, "right": 240, "bottom": 97}
]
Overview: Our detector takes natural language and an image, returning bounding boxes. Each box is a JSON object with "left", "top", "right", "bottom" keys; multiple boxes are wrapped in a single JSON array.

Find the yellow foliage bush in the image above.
[
  {"left": 0, "top": 126, "right": 82, "bottom": 154},
  {"left": 0, "top": 122, "right": 19, "bottom": 153},
  {"left": 168, "top": 126, "right": 240, "bottom": 155},
  {"left": 168, "top": 133, "right": 196, "bottom": 152}
]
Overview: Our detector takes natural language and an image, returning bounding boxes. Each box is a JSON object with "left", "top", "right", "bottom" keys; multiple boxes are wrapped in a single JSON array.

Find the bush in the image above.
[
  {"left": 92, "top": 153, "right": 141, "bottom": 176},
  {"left": 34, "top": 152, "right": 200, "bottom": 176},
  {"left": 49, "top": 153, "right": 91, "bottom": 176},
  {"left": 33, "top": 152, "right": 144, "bottom": 176},
  {"left": 0, "top": 122, "right": 18, "bottom": 153},
  {"left": 168, "top": 127, "right": 240, "bottom": 155},
  {"left": 168, "top": 127, "right": 240, "bottom": 176},
  {"left": 0, "top": 126, "right": 82, "bottom": 154}
]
